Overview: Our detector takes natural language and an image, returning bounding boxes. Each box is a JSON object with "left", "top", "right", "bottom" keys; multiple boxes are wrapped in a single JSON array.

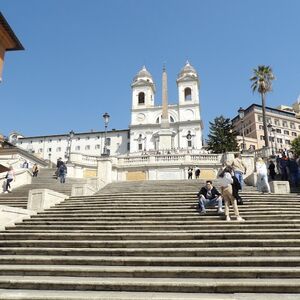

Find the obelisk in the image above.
[
  {"left": 161, "top": 65, "right": 169, "bottom": 129},
  {"left": 158, "top": 65, "right": 173, "bottom": 149}
]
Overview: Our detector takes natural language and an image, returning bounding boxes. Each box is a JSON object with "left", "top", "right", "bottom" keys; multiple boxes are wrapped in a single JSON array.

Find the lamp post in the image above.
[
  {"left": 102, "top": 112, "right": 110, "bottom": 156},
  {"left": 238, "top": 107, "right": 245, "bottom": 152},
  {"left": 48, "top": 153, "right": 52, "bottom": 168},
  {"left": 267, "top": 123, "right": 274, "bottom": 155},
  {"left": 67, "top": 130, "right": 74, "bottom": 163},
  {"left": 272, "top": 128, "right": 277, "bottom": 154}
]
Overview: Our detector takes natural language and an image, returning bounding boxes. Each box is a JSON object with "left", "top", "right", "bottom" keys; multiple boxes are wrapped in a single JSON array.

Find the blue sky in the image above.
[{"left": 1, "top": 0, "right": 300, "bottom": 139}]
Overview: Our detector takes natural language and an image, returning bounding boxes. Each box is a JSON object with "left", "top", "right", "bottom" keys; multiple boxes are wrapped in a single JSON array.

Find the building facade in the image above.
[
  {"left": 10, "top": 62, "right": 204, "bottom": 163},
  {"left": 232, "top": 103, "right": 300, "bottom": 152}
]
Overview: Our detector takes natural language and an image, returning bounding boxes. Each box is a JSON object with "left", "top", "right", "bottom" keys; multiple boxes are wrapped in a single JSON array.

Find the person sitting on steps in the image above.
[{"left": 197, "top": 180, "right": 224, "bottom": 215}]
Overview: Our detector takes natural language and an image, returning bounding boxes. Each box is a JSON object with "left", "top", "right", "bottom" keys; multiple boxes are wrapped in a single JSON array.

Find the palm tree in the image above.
[{"left": 250, "top": 65, "right": 275, "bottom": 147}]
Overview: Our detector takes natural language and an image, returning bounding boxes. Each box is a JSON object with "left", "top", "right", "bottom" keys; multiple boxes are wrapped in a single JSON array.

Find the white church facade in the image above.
[{"left": 9, "top": 62, "right": 204, "bottom": 164}]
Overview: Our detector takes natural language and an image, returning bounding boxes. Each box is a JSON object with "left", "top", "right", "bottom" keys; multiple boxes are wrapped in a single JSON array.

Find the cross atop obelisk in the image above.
[{"left": 161, "top": 64, "right": 170, "bottom": 129}]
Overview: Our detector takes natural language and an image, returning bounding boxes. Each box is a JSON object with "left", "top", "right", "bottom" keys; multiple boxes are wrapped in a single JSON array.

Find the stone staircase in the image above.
[
  {"left": 0, "top": 180, "right": 300, "bottom": 299},
  {"left": 0, "top": 168, "right": 87, "bottom": 209}
]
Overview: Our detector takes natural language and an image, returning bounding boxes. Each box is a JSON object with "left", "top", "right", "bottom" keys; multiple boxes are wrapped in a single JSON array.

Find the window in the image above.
[
  {"left": 77, "top": 137, "right": 81, "bottom": 141},
  {"left": 138, "top": 143, "right": 143, "bottom": 150},
  {"left": 75, "top": 146, "right": 80, "bottom": 151},
  {"left": 95, "top": 144, "right": 100, "bottom": 149},
  {"left": 269, "top": 136, "right": 274, "bottom": 142},
  {"left": 170, "top": 116, "right": 174, "bottom": 123},
  {"left": 127, "top": 143, "right": 130, "bottom": 151},
  {"left": 260, "top": 135, "right": 264, "bottom": 140},
  {"left": 284, "top": 130, "right": 289, "bottom": 135},
  {"left": 106, "top": 138, "right": 111, "bottom": 146},
  {"left": 85, "top": 145, "right": 90, "bottom": 150},
  {"left": 266, "top": 118, "right": 271, "bottom": 124},
  {"left": 56, "top": 147, "right": 61, "bottom": 152},
  {"left": 285, "top": 140, "right": 291, "bottom": 145},
  {"left": 40, "top": 140, "right": 43, "bottom": 143},
  {"left": 258, "top": 115, "right": 263, "bottom": 122},
  {"left": 282, "top": 121, "right": 288, "bottom": 127},
  {"left": 275, "top": 119, "right": 280, "bottom": 126},
  {"left": 276, "top": 129, "right": 281, "bottom": 133},
  {"left": 138, "top": 92, "right": 145, "bottom": 104},
  {"left": 47, "top": 148, "right": 52, "bottom": 152},
  {"left": 259, "top": 125, "right": 263, "bottom": 130},
  {"left": 38, "top": 148, "right": 43, "bottom": 153},
  {"left": 184, "top": 87, "right": 192, "bottom": 101},
  {"left": 292, "top": 132, "right": 297, "bottom": 136},
  {"left": 277, "top": 138, "right": 283, "bottom": 144},
  {"left": 156, "top": 117, "right": 159, "bottom": 124},
  {"left": 106, "top": 149, "right": 111, "bottom": 156},
  {"left": 290, "top": 123, "right": 296, "bottom": 129}
]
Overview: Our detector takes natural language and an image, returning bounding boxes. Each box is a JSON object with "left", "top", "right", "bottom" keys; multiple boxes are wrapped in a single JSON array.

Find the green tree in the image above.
[
  {"left": 291, "top": 136, "right": 300, "bottom": 157},
  {"left": 250, "top": 65, "right": 275, "bottom": 148},
  {"left": 206, "top": 115, "right": 239, "bottom": 153}
]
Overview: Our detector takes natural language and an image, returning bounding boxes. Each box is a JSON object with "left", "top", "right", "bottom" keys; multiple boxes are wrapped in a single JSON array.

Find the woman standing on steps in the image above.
[
  {"left": 219, "top": 166, "right": 244, "bottom": 222},
  {"left": 256, "top": 157, "right": 271, "bottom": 194},
  {"left": 4, "top": 166, "right": 15, "bottom": 193}
]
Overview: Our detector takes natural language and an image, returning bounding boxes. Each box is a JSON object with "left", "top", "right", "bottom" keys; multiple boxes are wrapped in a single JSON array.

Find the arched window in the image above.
[
  {"left": 138, "top": 92, "right": 145, "bottom": 104},
  {"left": 184, "top": 88, "right": 192, "bottom": 101}
]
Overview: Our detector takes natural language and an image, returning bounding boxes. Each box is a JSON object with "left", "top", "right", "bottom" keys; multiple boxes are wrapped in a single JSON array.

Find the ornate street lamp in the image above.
[
  {"left": 238, "top": 107, "right": 245, "bottom": 152},
  {"left": 102, "top": 112, "right": 110, "bottom": 156},
  {"left": 267, "top": 123, "right": 274, "bottom": 155},
  {"left": 67, "top": 130, "right": 74, "bottom": 163}
]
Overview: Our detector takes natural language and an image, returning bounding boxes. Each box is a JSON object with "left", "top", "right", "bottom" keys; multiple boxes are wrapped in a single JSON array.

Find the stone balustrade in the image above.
[{"left": 70, "top": 152, "right": 223, "bottom": 167}]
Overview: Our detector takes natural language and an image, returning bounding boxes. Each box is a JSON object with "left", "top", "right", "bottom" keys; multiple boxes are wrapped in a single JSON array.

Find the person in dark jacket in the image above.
[
  {"left": 268, "top": 160, "right": 276, "bottom": 181},
  {"left": 58, "top": 162, "right": 67, "bottom": 184},
  {"left": 197, "top": 180, "right": 223, "bottom": 214},
  {"left": 287, "top": 157, "right": 299, "bottom": 187}
]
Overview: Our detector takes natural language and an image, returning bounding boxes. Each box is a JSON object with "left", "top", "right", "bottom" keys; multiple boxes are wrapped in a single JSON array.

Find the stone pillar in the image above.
[{"left": 97, "top": 157, "right": 112, "bottom": 187}]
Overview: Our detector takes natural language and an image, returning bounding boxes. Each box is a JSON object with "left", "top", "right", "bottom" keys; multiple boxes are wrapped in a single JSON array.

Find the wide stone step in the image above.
[
  {"left": 0, "top": 255, "right": 299, "bottom": 267},
  {"left": 22, "top": 214, "right": 300, "bottom": 221},
  {"left": 17, "top": 219, "right": 300, "bottom": 226},
  {"left": 1, "top": 238, "right": 300, "bottom": 248},
  {"left": 0, "top": 276, "right": 300, "bottom": 293},
  {"left": 1, "top": 232, "right": 300, "bottom": 241},
  {"left": 1, "top": 265, "right": 299, "bottom": 278},
  {"left": 1, "top": 246, "right": 299, "bottom": 257},
  {"left": 0, "top": 289, "right": 261, "bottom": 300},
  {"left": 36, "top": 208, "right": 300, "bottom": 216},
  {"left": 5, "top": 227, "right": 300, "bottom": 234}
]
